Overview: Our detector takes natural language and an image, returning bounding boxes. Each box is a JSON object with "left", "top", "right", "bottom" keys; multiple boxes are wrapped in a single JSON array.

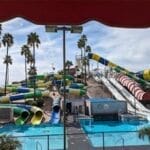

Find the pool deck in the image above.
[
  {"left": 67, "top": 115, "right": 94, "bottom": 150},
  {"left": 66, "top": 114, "right": 150, "bottom": 150}
]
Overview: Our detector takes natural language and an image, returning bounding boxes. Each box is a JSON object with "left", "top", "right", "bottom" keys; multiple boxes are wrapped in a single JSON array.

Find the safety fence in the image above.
[{"left": 2, "top": 130, "right": 150, "bottom": 150}]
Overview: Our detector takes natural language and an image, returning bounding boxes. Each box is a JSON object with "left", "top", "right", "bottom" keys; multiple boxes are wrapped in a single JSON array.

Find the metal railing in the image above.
[
  {"left": 36, "top": 141, "right": 42, "bottom": 150},
  {"left": 7, "top": 130, "right": 150, "bottom": 150}
]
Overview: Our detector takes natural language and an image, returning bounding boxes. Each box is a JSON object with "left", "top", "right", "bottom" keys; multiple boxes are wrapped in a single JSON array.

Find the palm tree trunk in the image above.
[
  {"left": 84, "top": 48, "right": 86, "bottom": 84},
  {"left": 4, "top": 64, "right": 8, "bottom": 95},
  {"left": 25, "top": 56, "right": 28, "bottom": 87},
  {"left": 88, "top": 60, "right": 90, "bottom": 74},
  {"left": 81, "top": 48, "right": 83, "bottom": 83},
  {"left": 7, "top": 66, "right": 9, "bottom": 84},
  {"left": 68, "top": 66, "right": 70, "bottom": 74},
  {"left": 85, "top": 60, "right": 87, "bottom": 84},
  {"left": 33, "top": 44, "right": 36, "bottom": 66},
  {"left": 4, "top": 46, "right": 9, "bottom": 95},
  {"left": 32, "top": 44, "right": 36, "bottom": 101}
]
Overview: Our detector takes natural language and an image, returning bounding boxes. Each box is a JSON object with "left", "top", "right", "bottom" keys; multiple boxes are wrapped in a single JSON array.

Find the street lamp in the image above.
[
  {"left": 45, "top": 25, "right": 82, "bottom": 150},
  {"left": 134, "top": 82, "right": 136, "bottom": 115}
]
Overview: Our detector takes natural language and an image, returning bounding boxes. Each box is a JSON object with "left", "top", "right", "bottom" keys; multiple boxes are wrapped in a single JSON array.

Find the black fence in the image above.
[{"left": 6, "top": 130, "right": 150, "bottom": 150}]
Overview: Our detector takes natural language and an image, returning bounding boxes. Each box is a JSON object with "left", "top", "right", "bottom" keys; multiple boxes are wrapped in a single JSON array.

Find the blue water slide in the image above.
[
  {"left": 51, "top": 97, "right": 61, "bottom": 124},
  {"left": 51, "top": 111, "right": 60, "bottom": 124},
  {"left": 16, "top": 87, "right": 31, "bottom": 93}
]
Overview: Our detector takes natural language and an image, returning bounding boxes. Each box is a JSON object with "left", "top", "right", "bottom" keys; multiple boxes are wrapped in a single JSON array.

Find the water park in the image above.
[{"left": 0, "top": 1, "right": 150, "bottom": 150}]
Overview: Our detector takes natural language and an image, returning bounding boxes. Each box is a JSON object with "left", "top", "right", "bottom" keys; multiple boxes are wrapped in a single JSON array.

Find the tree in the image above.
[
  {"left": 139, "top": 127, "right": 150, "bottom": 141},
  {"left": 77, "top": 34, "right": 88, "bottom": 84},
  {"left": 77, "top": 39, "right": 84, "bottom": 82},
  {"left": 58, "top": 70, "right": 64, "bottom": 75},
  {"left": 85, "top": 45, "right": 92, "bottom": 74},
  {"left": 28, "top": 66, "right": 37, "bottom": 76},
  {"left": 0, "top": 135, "right": 22, "bottom": 150},
  {"left": 3, "top": 55, "right": 13, "bottom": 86},
  {"left": 26, "top": 53, "right": 34, "bottom": 67},
  {"left": 21, "top": 45, "right": 31, "bottom": 87},
  {"left": 3, "top": 55, "right": 12, "bottom": 65},
  {"left": 27, "top": 32, "right": 40, "bottom": 101},
  {"left": 65, "top": 60, "right": 73, "bottom": 74},
  {"left": 27, "top": 32, "right": 40, "bottom": 66},
  {"left": 28, "top": 66, "right": 37, "bottom": 88},
  {"left": 2, "top": 33, "right": 14, "bottom": 95}
]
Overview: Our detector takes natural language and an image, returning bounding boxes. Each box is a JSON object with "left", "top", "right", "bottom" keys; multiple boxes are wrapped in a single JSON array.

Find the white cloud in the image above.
[
  {"left": 84, "top": 22, "right": 150, "bottom": 72},
  {"left": 0, "top": 18, "right": 150, "bottom": 86}
]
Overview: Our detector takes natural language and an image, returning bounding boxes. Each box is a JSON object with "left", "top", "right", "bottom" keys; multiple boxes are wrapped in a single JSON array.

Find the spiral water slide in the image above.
[
  {"left": 69, "top": 83, "right": 85, "bottom": 89},
  {"left": 88, "top": 53, "right": 150, "bottom": 86},
  {"left": 6, "top": 80, "right": 52, "bottom": 88},
  {"left": 60, "top": 87, "right": 86, "bottom": 96},
  {"left": 0, "top": 90, "right": 49, "bottom": 125},
  {"left": 0, "top": 87, "right": 33, "bottom": 93},
  {"left": 0, "top": 104, "right": 30, "bottom": 125}
]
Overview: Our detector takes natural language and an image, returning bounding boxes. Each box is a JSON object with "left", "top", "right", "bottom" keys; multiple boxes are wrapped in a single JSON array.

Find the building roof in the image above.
[{"left": 86, "top": 98, "right": 116, "bottom": 103}]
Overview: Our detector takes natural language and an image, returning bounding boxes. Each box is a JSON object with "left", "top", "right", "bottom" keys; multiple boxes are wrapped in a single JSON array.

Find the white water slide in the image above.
[{"left": 95, "top": 75, "right": 150, "bottom": 120}]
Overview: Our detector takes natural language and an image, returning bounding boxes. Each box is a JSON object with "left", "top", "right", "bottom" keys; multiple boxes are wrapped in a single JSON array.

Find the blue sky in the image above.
[{"left": 0, "top": 17, "right": 150, "bottom": 85}]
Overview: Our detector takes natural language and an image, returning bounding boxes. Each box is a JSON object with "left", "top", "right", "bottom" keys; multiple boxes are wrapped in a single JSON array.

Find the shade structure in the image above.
[{"left": 0, "top": 0, "right": 150, "bottom": 28}]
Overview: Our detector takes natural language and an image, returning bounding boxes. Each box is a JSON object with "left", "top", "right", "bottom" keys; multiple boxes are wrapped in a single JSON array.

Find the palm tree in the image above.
[
  {"left": 2, "top": 33, "right": 14, "bottom": 95},
  {"left": 3, "top": 55, "right": 13, "bottom": 85},
  {"left": 77, "top": 39, "right": 84, "bottom": 82},
  {"left": 77, "top": 34, "right": 88, "bottom": 84},
  {"left": 0, "top": 135, "right": 22, "bottom": 150},
  {"left": 27, "top": 32, "right": 40, "bottom": 65},
  {"left": 27, "top": 32, "right": 40, "bottom": 101},
  {"left": 21, "top": 45, "right": 31, "bottom": 87},
  {"left": 65, "top": 60, "right": 73, "bottom": 74},
  {"left": 85, "top": 45, "right": 92, "bottom": 74},
  {"left": 28, "top": 66, "right": 37, "bottom": 76},
  {"left": 139, "top": 127, "right": 150, "bottom": 141},
  {"left": 26, "top": 53, "right": 34, "bottom": 67},
  {"left": 3, "top": 55, "right": 12, "bottom": 65},
  {"left": 28, "top": 66, "right": 37, "bottom": 88}
]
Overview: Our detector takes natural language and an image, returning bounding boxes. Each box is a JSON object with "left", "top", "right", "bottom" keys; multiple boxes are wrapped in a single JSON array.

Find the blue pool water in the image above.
[
  {"left": 0, "top": 123, "right": 65, "bottom": 150},
  {"left": 80, "top": 119, "right": 150, "bottom": 147}
]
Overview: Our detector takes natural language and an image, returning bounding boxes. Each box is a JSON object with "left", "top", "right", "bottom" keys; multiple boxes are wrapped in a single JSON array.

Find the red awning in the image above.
[{"left": 0, "top": 0, "right": 150, "bottom": 28}]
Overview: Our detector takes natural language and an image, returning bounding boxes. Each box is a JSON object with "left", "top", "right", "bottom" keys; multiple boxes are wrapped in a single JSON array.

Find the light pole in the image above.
[
  {"left": 45, "top": 25, "right": 82, "bottom": 150},
  {"left": 134, "top": 82, "right": 136, "bottom": 115}
]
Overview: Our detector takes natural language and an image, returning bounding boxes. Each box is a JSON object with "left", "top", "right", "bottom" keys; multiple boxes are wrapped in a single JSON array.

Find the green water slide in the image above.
[{"left": 0, "top": 104, "right": 30, "bottom": 125}]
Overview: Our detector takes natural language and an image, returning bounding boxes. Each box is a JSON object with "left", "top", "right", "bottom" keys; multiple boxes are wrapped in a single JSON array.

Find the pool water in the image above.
[
  {"left": 0, "top": 123, "right": 66, "bottom": 150},
  {"left": 80, "top": 119, "right": 150, "bottom": 147}
]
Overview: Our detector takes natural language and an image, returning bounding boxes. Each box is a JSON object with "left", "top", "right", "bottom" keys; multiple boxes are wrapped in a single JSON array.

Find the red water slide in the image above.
[{"left": 117, "top": 74, "right": 150, "bottom": 101}]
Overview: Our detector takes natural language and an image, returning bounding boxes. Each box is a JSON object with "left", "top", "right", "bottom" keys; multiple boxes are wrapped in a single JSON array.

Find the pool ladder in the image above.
[
  {"left": 36, "top": 141, "right": 42, "bottom": 150},
  {"left": 115, "top": 136, "right": 124, "bottom": 150}
]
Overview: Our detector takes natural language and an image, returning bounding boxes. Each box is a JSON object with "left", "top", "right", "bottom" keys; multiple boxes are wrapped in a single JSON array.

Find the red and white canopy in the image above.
[{"left": 0, "top": 0, "right": 150, "bottom": 28}]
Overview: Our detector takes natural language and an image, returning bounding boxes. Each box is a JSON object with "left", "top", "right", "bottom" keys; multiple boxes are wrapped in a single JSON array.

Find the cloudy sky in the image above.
[{"left": 0, "top": 17, "right": 150, "bottom": 86}]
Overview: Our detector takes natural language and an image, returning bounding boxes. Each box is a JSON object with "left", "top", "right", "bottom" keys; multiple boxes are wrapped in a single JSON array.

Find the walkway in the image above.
[{"left": 66, "top": 115, "right": 96, "bottom": 150}]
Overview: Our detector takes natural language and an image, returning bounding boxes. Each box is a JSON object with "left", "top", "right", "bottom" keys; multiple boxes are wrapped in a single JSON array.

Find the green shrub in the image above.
[
  {"left": 0, "top": 135, "right": 22, "bottom": 150},
  {"left": 138, "top": 127, "right": 150, "bottom": 142}
]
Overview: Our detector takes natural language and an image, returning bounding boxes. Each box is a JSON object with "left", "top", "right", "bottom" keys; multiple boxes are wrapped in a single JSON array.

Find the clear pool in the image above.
[
  {"left": 0, "top": 123, "right": 66, "bottom": 150},
  {"left": 80, "top": 119, "right": 150, "bottom": 148}
]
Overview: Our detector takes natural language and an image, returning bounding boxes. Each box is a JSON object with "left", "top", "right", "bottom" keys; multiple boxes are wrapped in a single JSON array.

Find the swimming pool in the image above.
[
  {"left": 80, "top": 119, "right": 150, "bottom": 148},
  {"left": 0, "top": 123, "right": 66, "bottom": 150}
]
